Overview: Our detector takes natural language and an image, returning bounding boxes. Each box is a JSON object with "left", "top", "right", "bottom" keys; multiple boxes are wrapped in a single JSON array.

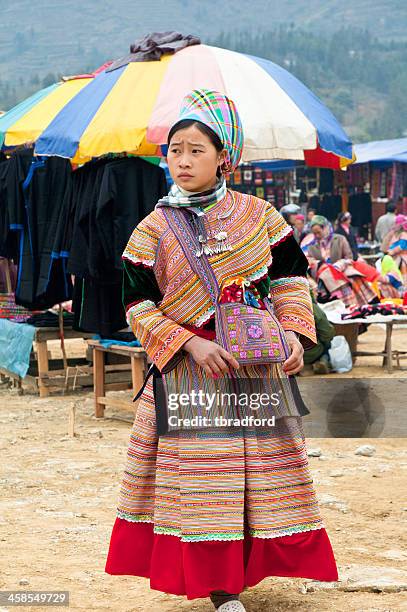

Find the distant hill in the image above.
[{"left": 0, "top": 0, "right": 406, "bottom": 141}]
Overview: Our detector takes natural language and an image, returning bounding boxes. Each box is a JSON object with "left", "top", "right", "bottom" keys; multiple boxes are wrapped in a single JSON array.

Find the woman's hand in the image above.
[
  {"left": 183, "top": 336, "right": 240, "bottom": 378},
  {"left": 282, "top": 331, "right": 304, "bottom": 375}
]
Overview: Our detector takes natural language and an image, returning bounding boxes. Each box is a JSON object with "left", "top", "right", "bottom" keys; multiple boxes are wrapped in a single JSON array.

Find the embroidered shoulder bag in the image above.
[{"left": 161, "top": 206, "right": 291, "bottom": 365}]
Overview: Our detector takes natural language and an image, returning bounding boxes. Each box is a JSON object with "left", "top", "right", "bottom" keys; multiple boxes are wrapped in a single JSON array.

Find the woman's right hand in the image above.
[{"left": 183, "top": 336, "right": 240, "bottom": 378}]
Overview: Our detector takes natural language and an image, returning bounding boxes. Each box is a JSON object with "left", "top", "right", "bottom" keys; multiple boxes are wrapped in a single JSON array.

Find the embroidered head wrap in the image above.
[
  {"left": 309, "top": 214, "right": 329, "bottom": 228},
  {"left": 301, "top": 214, "right": 334, "bottom": 253},
  {"left": 173, "top": 89, "right": 244, "bottom": 174}
]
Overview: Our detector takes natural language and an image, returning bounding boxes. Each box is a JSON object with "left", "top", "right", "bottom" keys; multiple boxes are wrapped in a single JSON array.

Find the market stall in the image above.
[
  {"left": 319, "top": 299, "right": 407, "bottom": 373},
  {"left": 297, "top": 138, "right": 407, "bottom": 238}
]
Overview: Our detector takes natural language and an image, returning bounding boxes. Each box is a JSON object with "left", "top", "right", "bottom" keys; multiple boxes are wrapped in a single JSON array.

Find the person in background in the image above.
[
  {"left": 334, "top": 212, "right": 359, "bottom": 261},
  {"left": 304, "top": 207, "right": 316, "bottom": 233},
  {"left": 302, "top": 292, "right": 335, "bottom": 375},
  {"left": 302, "top": 215, "right": 353, "bottom": 263},
  {"left": 375, "top": 201, "right": 396, "bottom": 243},
  {"left": 293, "top": 213, "right": 307, "bottom": 244},
  {"left": 279, "top": 203, "right": 301, "bottom": 227},
  {"left": 280, "top": 208, "right": 307, "bottom": 244},
  {"left": 381, "top": 214, "right": 407, "bottom": 289},
  {"left": 300, "top": 215, "right": 378, "bottom": 307}
]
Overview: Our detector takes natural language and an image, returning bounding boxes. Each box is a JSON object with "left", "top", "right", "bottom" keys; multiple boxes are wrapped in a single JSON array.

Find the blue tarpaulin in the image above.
[
  {"left": 0, "top": 319, "right": 35, "bottom": 378},
  {"left": 354, "top": 138, "right": 407, "bottom": 165}
]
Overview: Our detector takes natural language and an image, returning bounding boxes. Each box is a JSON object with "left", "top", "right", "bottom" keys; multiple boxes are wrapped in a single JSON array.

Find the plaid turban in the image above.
[{"left": 174, "top": 89, "right": 244, "bottom": 174}]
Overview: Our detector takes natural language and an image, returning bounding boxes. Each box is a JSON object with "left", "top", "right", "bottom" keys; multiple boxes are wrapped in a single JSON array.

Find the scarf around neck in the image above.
[
  {"left": 156, "top": 177, "right": 227, "bottom": 211},
  {"left": 156, "top": 178, "right": 228, "bottom": 244}
]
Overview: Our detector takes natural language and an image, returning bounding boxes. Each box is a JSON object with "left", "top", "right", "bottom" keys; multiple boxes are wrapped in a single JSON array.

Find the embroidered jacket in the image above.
[{"left": 122, "top": 191, "right": 317, "bottom": 371}]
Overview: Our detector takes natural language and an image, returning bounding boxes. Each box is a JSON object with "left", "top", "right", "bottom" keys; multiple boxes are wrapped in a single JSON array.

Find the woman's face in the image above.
[
  {"left": 167, "top": 124, "right": 227, "bottom": 192},
  {"left": 311, "top": 224, "right": 324, "bottom": 240},
  {"left": 294, "top": 217, "right": 305, "bottom": 232}
]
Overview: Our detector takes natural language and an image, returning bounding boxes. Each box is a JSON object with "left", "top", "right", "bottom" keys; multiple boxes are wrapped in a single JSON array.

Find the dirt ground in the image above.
[{"left": 0, "top": 325, "right": 406, "bottom": 612}]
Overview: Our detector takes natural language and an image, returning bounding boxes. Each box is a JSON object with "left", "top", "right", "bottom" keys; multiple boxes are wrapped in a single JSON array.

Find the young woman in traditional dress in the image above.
[{"left": 105, "top": 90, "right": 338, "bottom": 611}]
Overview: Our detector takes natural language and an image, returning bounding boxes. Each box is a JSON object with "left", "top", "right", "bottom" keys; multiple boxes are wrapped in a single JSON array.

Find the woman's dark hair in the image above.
[
  {"left": 167, "top": 119, "right": 223, "bottom": 151},
  {"left": 337, "top": 211, "right": 351, "bottom": 224},
  {"left": 167, "top": 119, "right": 224, "bottom": 177}
]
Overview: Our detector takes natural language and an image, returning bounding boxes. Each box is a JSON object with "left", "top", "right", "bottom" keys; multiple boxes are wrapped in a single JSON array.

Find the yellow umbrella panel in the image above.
[
  {"left": 71, "top": 59, "right": 171, "bottom": 164},
  {"left": 4, "top": 77, "right": 92, "bottom": 148}
]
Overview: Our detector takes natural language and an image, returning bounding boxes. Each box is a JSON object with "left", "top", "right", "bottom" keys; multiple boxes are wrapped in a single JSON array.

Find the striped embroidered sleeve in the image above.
[
  {"left": 265, "top": 203, "right": 317, "bottom": 349},
  {"left": 122, "top": 215, "right": 195, "bottom": 372}
]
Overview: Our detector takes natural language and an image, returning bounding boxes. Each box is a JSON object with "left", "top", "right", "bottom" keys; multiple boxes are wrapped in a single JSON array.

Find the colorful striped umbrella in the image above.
[
  {"left": 0, "top": 63, "right": 111, "bottom": 150},
  {"left": 7, "top": 44, "right": 354, "bottom": 169}
]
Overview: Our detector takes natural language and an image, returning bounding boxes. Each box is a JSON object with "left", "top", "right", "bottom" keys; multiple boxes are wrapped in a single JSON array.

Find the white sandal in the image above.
[{"left": 217, "top": 601, "right": 246, "bottom": 612}]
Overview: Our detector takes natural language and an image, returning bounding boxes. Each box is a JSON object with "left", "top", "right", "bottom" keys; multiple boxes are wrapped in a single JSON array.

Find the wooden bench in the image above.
[
  {"left": 34, "top": 327, "right": 93, "bottom": 397},
  {"left": 86, "top": 339, "right": 148, "bottom": 418},
  {"left": 331, "top": 317, "right": 407, "bottom": 373}
]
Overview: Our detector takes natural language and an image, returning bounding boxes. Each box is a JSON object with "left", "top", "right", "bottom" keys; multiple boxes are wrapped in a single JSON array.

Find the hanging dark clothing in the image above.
[
  {"left": 67, "top": 160, "right": 124, "bottom": 335},
  {"left": 67, "top": 160, "right": 109, "bottom": 278},
  {"left": 319, "top": 194, "right": 342, "bottom": 222},
  {"left": 348, "top": 193, "right": 372, "bottom": 228},
  {"left": 6, "top": 150, "right": 33, "bottom": 226},
  {"left": 72, "top": 276, "right": 127, "bottom": 336},
  {"left": 0, "top": 156, "right": 16, "bottom": 259},
  {"left": 107, "top": 32, "right": 201, "bottom": 71},
  {"left": 308, "top": 195, "right": 322, "bottom": 215},
  {"left": 68, "top": 157, "right": 168, "bottom": 335},
  {"left": 6, "top": 152, "right": 73, "bottom": 309},
  {"left": 318, "top": 169, "right": 334, "bottom": 194},
  {"left": 95, "top": 158, "right": 168, "bottom": 273},
  {"left": 68, "top": 160, "right": 126, "bottom": 336},
  {"left": 68, "top": 158, "right": 167, "bottom": 278},
  {"left": 5, "top": 151, "right": 72, "bottom": 308}
]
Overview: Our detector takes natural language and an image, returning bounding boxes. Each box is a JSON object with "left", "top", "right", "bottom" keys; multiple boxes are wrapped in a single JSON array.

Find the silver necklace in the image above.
[{"left": 195, "top": 190, "right": 236, "bottom": 258}]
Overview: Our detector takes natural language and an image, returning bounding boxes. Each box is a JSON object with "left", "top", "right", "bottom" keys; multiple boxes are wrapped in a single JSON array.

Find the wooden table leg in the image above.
[
  {"left": 36, "top": 340, "right": 50, "bottom": 398},
  {"left": 131, "top": 355, "right": 145, "bottom": 397},
  {"left": 384, "top": 322, "right": 393, "bottom": 374},
  {"left": 93, "top": 347, "right": 106, "bottom": 418}
]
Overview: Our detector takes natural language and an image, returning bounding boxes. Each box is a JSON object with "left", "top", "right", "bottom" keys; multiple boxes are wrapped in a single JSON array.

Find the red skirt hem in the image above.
[{"left": 105, "top": 518, "right": 339, "bottom": 600}]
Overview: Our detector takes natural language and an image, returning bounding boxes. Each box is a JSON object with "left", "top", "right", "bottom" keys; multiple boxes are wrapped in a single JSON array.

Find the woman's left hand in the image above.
[{"left": 283, "top": 331, "right": 304, "bottom": 375}]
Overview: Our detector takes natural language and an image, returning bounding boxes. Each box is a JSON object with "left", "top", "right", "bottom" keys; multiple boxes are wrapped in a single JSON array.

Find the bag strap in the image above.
[{"left": 161, "top": 206, "right": 221, "bottom": 307}]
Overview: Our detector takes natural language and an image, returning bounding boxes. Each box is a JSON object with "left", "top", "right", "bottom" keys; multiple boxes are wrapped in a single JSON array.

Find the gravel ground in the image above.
[{"left": 0, "top": 325, "right": 406, "bottom": 611}]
